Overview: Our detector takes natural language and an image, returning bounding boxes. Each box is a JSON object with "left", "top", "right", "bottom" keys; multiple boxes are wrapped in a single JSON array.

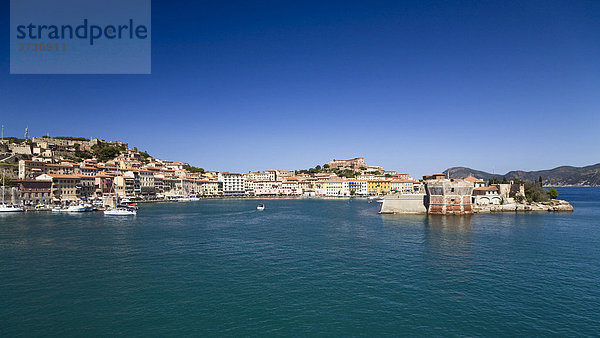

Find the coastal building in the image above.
[
  {"left": 197, "top": 180, "right": 222, "bottom": 196},
  {"left": 269, "top": 169, "right": 295, "bottom": 181},
  {"left": 425, "top": 179, "right": 473, "bottom": 214},
  {"left": 114, "top": 175, "right": 135, "bottom": 197},
  {"left": 464, "top": 176, "right": 486, "bottom": 188},
  {"left": 322, "top": 179, "right": 349, "bottom": 196},
  {"left": 138, "top": 169, "right": 155, "bottom": 197},
  {"left": 367, "top": 180, "right": 390, "bottom": 195},
  {"left": 79, "top": 166, "right": 98, "bottom": 177},
  {"left": 254, "top": 181, "right": 283, "bottom": 195},
  {"left": 36, "top": 174, "right": 81, "bottom": 202},
  {"left": 347, "top": 179, "right": 368, "bottom": 195},
  {"left": 247, "top": 171, "right": 276, "bottom": 181},
  {"left": 472, "top": 186, "right": 502, "bottom": 205},
  {"left": 46, "top": 163, "right": 77, "bottom": 176},
  {"left": 281, "top": 179, "right": 301, "bottom": 195},
  {"left": 78, "top": 175, "right": 96, "bottom": 200},
  {"left": 95, "top": 173, "right": 114, "bottom": 197},
  {"left": 153, "top": 175, "right": 164, "bottom": 194},
  {"left": 19, "top": 160, "right": 45, "bottom": 179},
  {"left": 218, "top": 172, "right": 246, "bottom": 196},
  {"left": 390, "top": 179, "right": 414, "bottom": 193},
  {"left": 364, "top": 165, "right": 384, "bottom": 173},
  {"left": 327, "top": 157, "right": 365, "bottom": 170},
  {"left": 244, "top": 180, "right": 256, "bottom": 195},
  {"left": 18, "top": 179, "right": 52, "bottom": 205},
  {"left": 423, "top": 173, "right": 446, "bottom": 181},
  {"left": 493, "top": 183, "right": 525, "bottom": 200},
  {"left": 390, "top": 173, "right": 412, "bottom": 180}
]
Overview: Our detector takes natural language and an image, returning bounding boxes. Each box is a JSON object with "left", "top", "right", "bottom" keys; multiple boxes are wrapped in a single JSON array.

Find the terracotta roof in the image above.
[
  {"left": 473, "top": 186, "right": 499, "bottom": 191},
  {"left": 47, "top": 174, "right": 80, "bottom": 179},
  {"left": 464, "top": 176, "right": 485, "bottom": 183}
]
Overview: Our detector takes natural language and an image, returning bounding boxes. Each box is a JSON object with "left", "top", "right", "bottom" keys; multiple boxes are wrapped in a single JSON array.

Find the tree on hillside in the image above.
[
  {"left": 92, "top": 144, "right": 125, "bottom": 162},
  {"left": 183, "top": 165, "right": 205, "bottom": 173}
]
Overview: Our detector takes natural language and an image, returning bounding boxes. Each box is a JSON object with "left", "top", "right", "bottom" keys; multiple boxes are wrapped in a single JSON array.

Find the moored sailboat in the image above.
[
  {"left": 104, "top": 169, "right": 137, "bottom": 216},
  {"left": 1, "top": 169, "right": 24, "bottom": 213}
]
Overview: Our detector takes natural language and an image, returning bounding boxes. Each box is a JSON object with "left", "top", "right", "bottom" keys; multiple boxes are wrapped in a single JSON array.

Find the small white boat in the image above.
[
  {"left": 104, "top": 208, "right": 137, "bottom": 216},
  {"left": 1, "top": 170, "right": 23, "bottom": 212},
  {"left": 52, "top": 205, "right": 87, "bottom": 212},
  {"left": 0, "top": 204, "right": 24, "bottom": 213},
  {"left": 257, "top": 204, "right": 265, "bottom": 211}
]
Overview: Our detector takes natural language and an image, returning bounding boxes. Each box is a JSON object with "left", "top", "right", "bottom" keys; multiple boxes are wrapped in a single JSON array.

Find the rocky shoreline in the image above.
[{"left": 474, "top": 199, "right": 574, "bottom": 213}]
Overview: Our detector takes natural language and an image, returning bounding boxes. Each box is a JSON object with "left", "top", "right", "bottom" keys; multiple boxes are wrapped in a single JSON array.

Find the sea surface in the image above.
[{"left": 1, "top": 187, "right": 599, "bottom": 336}]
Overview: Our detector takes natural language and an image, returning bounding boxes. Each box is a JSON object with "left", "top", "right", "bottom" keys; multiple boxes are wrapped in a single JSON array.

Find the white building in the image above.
[
  {"left": 217, "top": 172, "right": 246, "bottom": 195},
  {"left": 254, "top": 181, "right": 282, "bottom": 195},
  {"left": 247, "top": 171, "right": 276, "bottom": 181}
]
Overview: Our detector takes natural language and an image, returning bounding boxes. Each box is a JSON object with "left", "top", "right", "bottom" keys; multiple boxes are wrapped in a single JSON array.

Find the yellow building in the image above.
[
  {"left": 36, "top": 174, "right": 81, "bottom": 201},
  {"left": 367, "top": 180, "right": 390, "bottom": 195}
]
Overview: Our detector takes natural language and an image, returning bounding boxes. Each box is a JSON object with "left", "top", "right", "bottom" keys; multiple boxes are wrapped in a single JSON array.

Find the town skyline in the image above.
[{"left": 2, "top": 126, "right": 600, "bottom": 180}]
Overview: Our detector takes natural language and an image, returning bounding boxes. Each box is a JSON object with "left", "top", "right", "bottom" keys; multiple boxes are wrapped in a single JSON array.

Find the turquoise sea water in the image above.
[{"left": 1, "top": 187, "right": 599, "bottom": 336}]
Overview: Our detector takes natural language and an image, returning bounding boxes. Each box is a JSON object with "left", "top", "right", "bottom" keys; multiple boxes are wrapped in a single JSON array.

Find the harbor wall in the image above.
[{"left": 380, "top": 193, "right": 427, "bottom": 214}]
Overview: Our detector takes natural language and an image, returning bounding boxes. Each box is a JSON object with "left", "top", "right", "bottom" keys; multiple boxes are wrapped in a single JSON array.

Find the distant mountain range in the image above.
[{"left": 444, "top": 163, "right": 600, "bottom": 186}]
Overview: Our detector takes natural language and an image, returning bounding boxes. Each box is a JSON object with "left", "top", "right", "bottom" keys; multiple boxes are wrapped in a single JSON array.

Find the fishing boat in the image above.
[
  {"left": 1, "top": 169, "right": 24, "bottom": 213},
  {"left": 257, "top": 203, "right": 265, "bottom": 211}
]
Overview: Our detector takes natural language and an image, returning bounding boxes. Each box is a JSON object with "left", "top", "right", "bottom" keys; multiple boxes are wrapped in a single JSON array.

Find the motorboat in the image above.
[
  {"left": 104, "top": 207, "right": 137, "bottom": 216},
  {"left": 52, "top": 205, "right": 87, "bottom": 212},
  {"left": 0, "top": 204, "right": 24, "bottom": 213},
  {"left": 257, "top": 204, "right": 265, "bottom": 211}
]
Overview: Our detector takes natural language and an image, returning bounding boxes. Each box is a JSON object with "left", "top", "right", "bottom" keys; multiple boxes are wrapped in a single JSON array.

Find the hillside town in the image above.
[{"left": 1, "top": 134, "right": 572, "bottom": 213}]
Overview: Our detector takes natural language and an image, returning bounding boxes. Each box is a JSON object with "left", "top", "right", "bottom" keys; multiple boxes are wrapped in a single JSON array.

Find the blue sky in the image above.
[{"left": 1, "top": 0, "right": 599, "bottom": 177}]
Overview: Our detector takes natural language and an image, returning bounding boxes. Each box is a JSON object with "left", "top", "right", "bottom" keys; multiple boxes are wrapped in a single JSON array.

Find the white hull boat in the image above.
[
  {"left": 1, "top": 170, "right": 23, "bottom": 212},
  {"left": 104, "top": 208, "right": 137, "bottom": 216},
  {"left": 0, "top": 204, "right": 24, "bottom": 213},
  {"left": 52, "top": 205, "right": 87, "bottom": 212}
]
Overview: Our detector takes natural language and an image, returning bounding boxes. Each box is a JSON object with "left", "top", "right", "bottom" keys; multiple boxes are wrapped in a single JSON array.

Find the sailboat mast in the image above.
[{"left": 2, "top": 169, "right": 5, "bottom": 205}]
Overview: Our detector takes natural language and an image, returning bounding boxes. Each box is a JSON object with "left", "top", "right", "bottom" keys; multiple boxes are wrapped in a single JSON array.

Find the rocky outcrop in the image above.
[{"left": 474, "top": 200, "right": 574, "bottom": 213}]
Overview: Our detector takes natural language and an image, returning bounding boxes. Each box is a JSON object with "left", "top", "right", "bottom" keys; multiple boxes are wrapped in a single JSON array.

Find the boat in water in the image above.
[
  {"left": 0, "top": 204, "right": 24, "bottom": 213},
  {"left": 104, "top": 207, "right": 137, "bottom": 216},
  {"left": 1, "top": 170, "right": 24, "bottom": 213},
  {"left": 257, "top": 204, "right": 265, "bottom": 211},
  {"left": 52, "top": 204, "right": 87, "bottom": 212},
  {"left": 103, "top": 168, "right": 138, "bottom": 216}
]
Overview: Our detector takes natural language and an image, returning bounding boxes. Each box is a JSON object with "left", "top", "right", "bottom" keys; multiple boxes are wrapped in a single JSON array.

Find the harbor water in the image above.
[{"left": 1, "top": 187, "right": 599, "bottom": 335}]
